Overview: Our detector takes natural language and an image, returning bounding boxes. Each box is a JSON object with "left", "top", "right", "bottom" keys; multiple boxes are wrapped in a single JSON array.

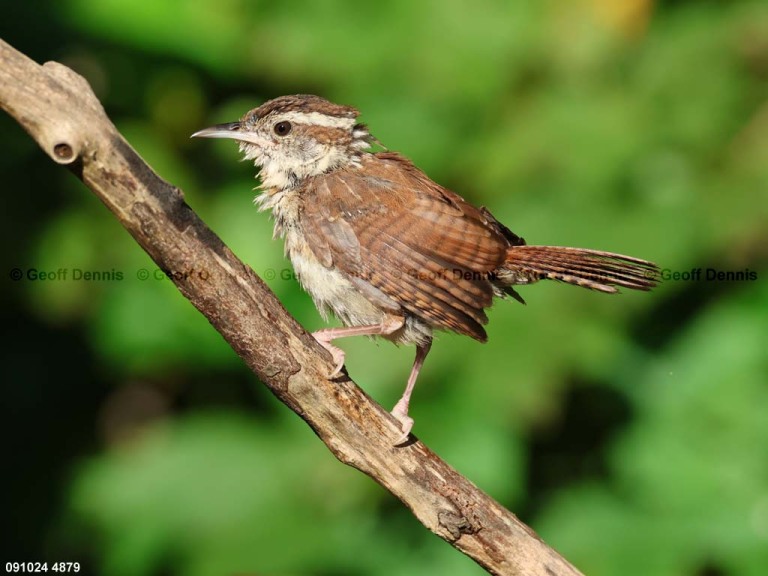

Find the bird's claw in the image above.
[
  {"left": 328, "top": 350, "right": 345, "bottom": 378},
  {"left": 391, "top": 402, "right": 414, "bottom": 445},
  {"left": 312, "top": 333, "right": 346, "bottom": 378}
]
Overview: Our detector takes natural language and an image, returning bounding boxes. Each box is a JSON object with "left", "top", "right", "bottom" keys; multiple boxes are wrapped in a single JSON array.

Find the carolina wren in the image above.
[{"left": 193, "top": 94, "right": 659, "bottom": 443}]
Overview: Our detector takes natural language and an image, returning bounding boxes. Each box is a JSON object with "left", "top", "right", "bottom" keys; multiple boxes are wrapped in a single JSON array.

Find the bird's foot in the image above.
[
  {"left": 311, "top": 332, "right": 346, "bottom": 377},
  {"left": 391, "top": 399, "right": 414, "bottom": 445}
]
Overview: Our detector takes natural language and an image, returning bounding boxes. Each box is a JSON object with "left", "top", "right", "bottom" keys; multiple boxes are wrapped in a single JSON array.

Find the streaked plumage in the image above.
[{"left": 193, "top": 94, "right": 660, "bottom": 443}]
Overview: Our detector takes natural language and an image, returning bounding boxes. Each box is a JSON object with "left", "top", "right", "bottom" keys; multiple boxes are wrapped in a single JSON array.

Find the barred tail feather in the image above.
[{"left": 498, "top": 246, "right": 660, "bottom": 293}]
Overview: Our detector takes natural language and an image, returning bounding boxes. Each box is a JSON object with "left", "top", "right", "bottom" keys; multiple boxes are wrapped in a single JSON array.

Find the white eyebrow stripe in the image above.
[{"left": 278, "top": 111, "right": 357, "bottom": 129}]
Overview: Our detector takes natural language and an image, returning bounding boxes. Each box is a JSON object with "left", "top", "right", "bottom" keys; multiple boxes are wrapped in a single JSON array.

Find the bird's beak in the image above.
[
  {"left": 191, "top": 122, "right": 241, "bottom": 139},
  {"left": 191, "top": 122, "right": 266, "bottom": 147}
]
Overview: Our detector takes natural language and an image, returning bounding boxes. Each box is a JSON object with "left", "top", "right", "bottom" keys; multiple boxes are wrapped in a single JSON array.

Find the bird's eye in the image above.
[{"left": 274, "top": 121, "right": 292, "bottom": 136}]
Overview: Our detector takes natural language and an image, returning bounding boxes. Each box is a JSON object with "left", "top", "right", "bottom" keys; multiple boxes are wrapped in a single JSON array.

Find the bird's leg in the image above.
[
  {"left": 391, "top": 340, "right": 432, "bottom": 444},
  {"left": 312, "top": 316, "right": 405, "bottom": 377}
]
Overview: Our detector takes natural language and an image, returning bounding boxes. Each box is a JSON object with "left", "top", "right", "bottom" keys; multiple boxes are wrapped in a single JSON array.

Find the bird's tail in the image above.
[{"left": 496, "top": 245, "right": 660, "bottom": 293}]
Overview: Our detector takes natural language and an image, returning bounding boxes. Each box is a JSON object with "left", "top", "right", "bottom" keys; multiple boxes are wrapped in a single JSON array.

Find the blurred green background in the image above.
[{"left": 2, "top": 1, "right": 768, "bottom": 575}]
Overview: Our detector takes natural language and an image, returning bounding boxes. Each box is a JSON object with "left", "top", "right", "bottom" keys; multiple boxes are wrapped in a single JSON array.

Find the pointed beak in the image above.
[
  {"left": 191, "top": 122, "right": 242, "bottom": 139},
  {"left": 191, "top": 121, "right": 267, "bottom": 147}
]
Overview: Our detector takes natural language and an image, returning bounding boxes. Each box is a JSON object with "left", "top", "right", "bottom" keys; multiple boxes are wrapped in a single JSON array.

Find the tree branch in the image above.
[{"left": 1, "top": 38, "right": 583, "bottom": 576}]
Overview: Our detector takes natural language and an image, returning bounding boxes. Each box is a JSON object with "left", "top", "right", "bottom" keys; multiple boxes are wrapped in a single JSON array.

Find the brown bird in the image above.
[{"left": 193, "top": 94, "right": 659, "bottom": 443}]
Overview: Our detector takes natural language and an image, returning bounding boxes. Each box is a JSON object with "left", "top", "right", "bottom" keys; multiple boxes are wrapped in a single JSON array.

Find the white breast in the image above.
[
  {"left": 256, "top": 188, "right": 433, "bottom": 346},
  {"left": 259, "top": 189, "right": 385, "bottom": 327}
]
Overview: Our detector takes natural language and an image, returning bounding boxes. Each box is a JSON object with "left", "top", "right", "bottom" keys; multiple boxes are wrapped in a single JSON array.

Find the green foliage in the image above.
[
  {"left": 4, "top": 0, "right": 768, "bottom": 574},
  {"left": 537, "top": 279, "right": 768, "bottom": 576},
  {"left": 70, "top": 414, "right": 383, "bottom": 575}
]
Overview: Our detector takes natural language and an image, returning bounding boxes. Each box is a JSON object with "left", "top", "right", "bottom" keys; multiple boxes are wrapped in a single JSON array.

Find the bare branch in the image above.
[{"left": 0, "top": 39, "right": 583, "bottom": 576}]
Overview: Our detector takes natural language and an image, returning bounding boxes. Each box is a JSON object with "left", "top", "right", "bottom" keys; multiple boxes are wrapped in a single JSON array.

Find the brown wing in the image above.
[{"left": 302, "top": 152, "right": 508, "bottom": 341}]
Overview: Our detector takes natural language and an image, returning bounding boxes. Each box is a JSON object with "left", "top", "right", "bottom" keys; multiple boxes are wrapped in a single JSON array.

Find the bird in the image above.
[{"left": 192, "top": 94, "right": 659, "bottom": 443}]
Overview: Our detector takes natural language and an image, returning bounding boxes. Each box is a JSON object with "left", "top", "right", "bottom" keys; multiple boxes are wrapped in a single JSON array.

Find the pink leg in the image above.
[
  {"left": 391, "top": 340, "right": 432, "bottom": 444},
  {"left": 312, "top": 317, "right": 404, "bottom": 377}
]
